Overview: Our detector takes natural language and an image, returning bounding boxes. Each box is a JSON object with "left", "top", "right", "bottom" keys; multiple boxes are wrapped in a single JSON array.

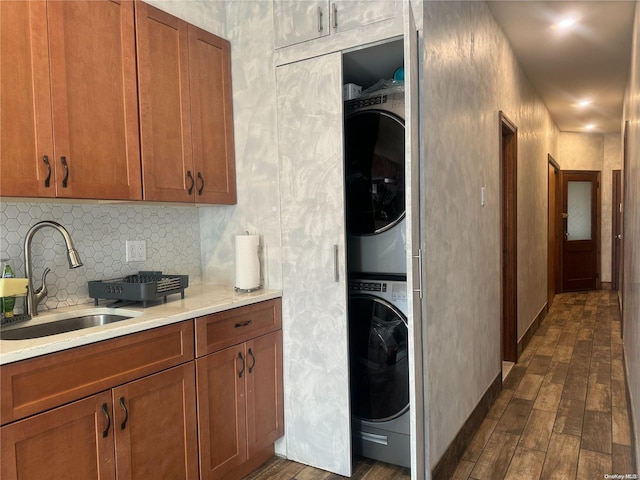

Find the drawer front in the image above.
[
  {"left": 195, "top": 299, "right": 282, "bottom": 357},
  {"left": 1, "top": 321, "right": 194, "bottom": 425}
]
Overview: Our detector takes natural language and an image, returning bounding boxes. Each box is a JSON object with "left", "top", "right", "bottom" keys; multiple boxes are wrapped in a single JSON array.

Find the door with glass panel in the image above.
[{"left": 561, "top": 171, "right": 600, "bottom": 292}]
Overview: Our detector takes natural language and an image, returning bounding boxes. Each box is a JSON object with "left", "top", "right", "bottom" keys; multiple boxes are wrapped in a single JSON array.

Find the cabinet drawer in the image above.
[
  {"left": 195, "top": 299, "right": 282, "bottom": 357},
  {"left": 1, "top": 321, "right": 194, "bottom": 425}
]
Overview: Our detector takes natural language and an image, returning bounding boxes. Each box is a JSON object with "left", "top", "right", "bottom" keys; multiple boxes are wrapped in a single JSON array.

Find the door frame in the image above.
[
  {"left": 500, "top": 111, "right": 517, "bottom": 363},
  {"left": 612, "top": 169, "right": 622, "bottom": 291},
  {"left": 548, "top": 154, "right": 560, "bottom": 308},
  {"left": 559, "top": 170, "right": 601, "bottom": 292}
]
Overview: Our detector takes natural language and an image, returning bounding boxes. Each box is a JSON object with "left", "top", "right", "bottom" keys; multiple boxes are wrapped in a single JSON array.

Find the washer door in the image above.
[
  {"left": 349, "top": 294, "right": 409, "bottom": 422},
  {"left": 344, "top": 110, "right": 405, "bottom": 235}
]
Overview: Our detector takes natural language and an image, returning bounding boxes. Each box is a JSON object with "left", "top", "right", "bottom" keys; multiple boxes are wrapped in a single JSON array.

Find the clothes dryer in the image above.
[
  {"left": 344, "top": 91, "right": 406, "bottom": 275},
  {"left": 348, "top": 275, "right": 410, "bottom": 468}
]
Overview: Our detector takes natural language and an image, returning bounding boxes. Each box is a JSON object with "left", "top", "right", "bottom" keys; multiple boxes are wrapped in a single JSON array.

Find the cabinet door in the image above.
[
  {"left": 188, "top": 26, "right": 237, "bottom": 204},
  {"left": 332, "top": 0, "right": 397, "bottom": 34},
  {"left": 276, "top": 53, "right": 351, "bottom": 476},
  {"left": 196, "top": 345, "right": 247, "bottom": 480},
  {"left": 245, "top": 331, "right": 284, "bottom": 457},
  {"left": 1, "top": 391, "right": 115, "bottom": 480},
  {"left": 136, "top": 2, "right": 193, "bottom": 203},
  {"left": 273, "top": 1, "right": 329, "bottom": 48},
  {"left": 113, "top": 363, "right": 198, "bottom": 480},
  {"left": 47, "top": 0, "right": 141, "bottom": 200},
  {"left": 0, "top": 1, "right": 54, "bottom": 198}
]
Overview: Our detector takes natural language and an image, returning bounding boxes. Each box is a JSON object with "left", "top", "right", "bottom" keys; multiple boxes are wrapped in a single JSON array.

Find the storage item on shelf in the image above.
[{"left": 88, "top": 271, "right": 188, "bottom": 307}]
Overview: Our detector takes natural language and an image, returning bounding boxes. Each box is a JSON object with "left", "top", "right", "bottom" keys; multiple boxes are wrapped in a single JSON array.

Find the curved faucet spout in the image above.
[{"left": 24, "top": 221, "right": 83, "bottom": 316}]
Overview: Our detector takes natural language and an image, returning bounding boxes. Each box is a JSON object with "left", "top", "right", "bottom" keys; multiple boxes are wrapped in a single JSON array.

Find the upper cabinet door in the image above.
[
  {"left": 331, "top": 0, "right": 397, "bottom": 34},
  {"left": 47, "top": 0, "right": 142, "bottom": 200},
  {"left": 273, "top": 1, "right": 329, "bottom": 48},
  {"left": 188, "top": 26, "right": 237, "bottom": 204},
  {"left": 136, "top": 2, "right": 193, "bottom": 203},
  {"left": 0, "top": 1, "right": 54, "bottom": 198}
]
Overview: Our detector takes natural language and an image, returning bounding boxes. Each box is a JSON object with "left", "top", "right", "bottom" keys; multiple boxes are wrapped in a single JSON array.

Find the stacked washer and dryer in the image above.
[{"left": 344, "top": 88, "right": 410, "bottom": 468}]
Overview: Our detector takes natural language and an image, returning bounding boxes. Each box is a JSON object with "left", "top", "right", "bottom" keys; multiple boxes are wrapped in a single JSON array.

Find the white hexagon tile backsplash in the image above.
[{"left": 0, "top": 201, "right": 202, "bottom": 312}]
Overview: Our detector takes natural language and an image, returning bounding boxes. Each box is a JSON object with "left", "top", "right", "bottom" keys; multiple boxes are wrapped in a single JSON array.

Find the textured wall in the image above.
[
  {"left": 198, "top": 1, "right": 283, "bottom": 291},
  {"left": 0, "top": 202, "right": 201, "bottom": 312},
  {"left": 423, "top": 1, "right": 557, "bottom": 466},
  {"left": 622, "top": 0, "right": 640, "bottom": 468}
]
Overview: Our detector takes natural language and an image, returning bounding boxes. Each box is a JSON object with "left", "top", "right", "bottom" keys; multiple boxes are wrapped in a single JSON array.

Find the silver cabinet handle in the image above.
[
  {"left": 332, "top": 2, "right": 338, "bottom": 29},
  {"left": 317, "top": 6, "right": 323, "bottom": 32},
  {"left": 334, "top": 245, "right": 339, "bottom": 283},
  {"left": 413, "top": 248, "right": 423, "bottom": 299}
]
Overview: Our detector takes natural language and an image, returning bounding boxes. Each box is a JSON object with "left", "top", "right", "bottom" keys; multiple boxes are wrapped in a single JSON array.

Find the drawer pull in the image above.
[
  {"left": 101, "top": 403, "right": 111, "bottom": 438},
  {"left": 197, "top": 172, "right": 204, "bottom": 195},
  {"left": 238, "top": 352, "right": 245, "bottom": 378},
  {"left": 119, "top": 396, "right": 128, "bottom": 430},
  {"left": 248, "top": 348, "right": 256, "bottom": 373},
  {"left": 234, "top": 320, "right": 253, "bottom": 328}
]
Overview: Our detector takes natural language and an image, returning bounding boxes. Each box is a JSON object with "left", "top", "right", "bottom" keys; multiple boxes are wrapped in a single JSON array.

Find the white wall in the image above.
[
  {"left": 622, "top": 0, "right": 640, "bottom": 468},
  {"left": 422, "top": 1, "right": 558, "bottom": 466},
  {"left": 558, "top": 132, "right": 623, "bottom": 283}
]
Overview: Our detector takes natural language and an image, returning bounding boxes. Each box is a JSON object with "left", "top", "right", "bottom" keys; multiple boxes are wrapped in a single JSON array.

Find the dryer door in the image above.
[
  {"left": 344, "top": 110, "right": 405, "bottom": 235},
  {"left": 349, "top": 294, "right": 409, "bottom": 422}
]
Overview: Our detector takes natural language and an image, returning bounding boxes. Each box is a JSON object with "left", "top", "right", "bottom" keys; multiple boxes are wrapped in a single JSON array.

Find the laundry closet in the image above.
[{"left": 274, "top": 3, "right": 424, "bottom": 478}]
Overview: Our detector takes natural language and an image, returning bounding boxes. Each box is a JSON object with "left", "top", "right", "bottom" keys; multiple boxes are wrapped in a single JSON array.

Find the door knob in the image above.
[{"left": 616, "top": 234, "right": 622, "bottom": 240}]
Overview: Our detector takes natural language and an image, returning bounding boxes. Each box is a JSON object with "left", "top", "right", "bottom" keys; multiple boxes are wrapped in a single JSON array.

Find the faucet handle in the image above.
[{"left": 34, "top": 267, "right": 51, "bottom": 297}]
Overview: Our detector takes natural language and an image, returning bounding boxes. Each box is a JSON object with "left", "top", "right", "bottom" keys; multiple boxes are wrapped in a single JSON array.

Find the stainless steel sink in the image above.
[{"left": 1, "top": 312, "right": 136, "bottom": 340}]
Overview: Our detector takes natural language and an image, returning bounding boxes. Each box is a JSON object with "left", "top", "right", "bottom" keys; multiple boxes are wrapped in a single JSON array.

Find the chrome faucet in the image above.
[{"left": 24, "top": 221, "right": 83, "bottom": 316}]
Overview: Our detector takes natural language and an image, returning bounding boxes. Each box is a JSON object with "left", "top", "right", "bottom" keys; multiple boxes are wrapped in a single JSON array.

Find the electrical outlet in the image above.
[{"left": 126, "top": 240, "right": 146, "bottom": 262}]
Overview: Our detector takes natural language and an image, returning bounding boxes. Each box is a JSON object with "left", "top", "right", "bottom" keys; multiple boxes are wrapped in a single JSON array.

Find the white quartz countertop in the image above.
[{"left": 0, "top": 284, "right": 282, "bottom": 365}]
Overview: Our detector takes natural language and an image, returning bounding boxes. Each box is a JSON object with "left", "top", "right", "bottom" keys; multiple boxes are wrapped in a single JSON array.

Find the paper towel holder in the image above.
[{"left": 234, "top": 234, "right": 264, "bottom": 293}]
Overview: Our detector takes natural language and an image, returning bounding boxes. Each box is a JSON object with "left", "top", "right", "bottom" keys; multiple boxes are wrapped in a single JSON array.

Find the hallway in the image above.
[
  {"left": 453, "top": 289, "right": 636, "bottom": 479},
  {"left": 244, "top": 289, "right": 636, "bottom": 479}
]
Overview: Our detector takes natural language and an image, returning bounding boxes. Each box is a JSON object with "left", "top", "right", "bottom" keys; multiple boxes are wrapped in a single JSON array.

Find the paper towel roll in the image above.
[{"left": 235, "top": 234, "right": 261, "bottom": 291}]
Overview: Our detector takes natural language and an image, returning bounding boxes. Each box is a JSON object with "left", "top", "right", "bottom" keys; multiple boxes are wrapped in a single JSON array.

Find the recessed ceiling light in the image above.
[
  {"left": 577, "top": 100, "right": 591, "bottom": 107},
  {"left": 585, "top": 124, "right": 596, "bottom": 130},
  {"left": 552, "top": 17, "right": 577, "bottom": 30}
]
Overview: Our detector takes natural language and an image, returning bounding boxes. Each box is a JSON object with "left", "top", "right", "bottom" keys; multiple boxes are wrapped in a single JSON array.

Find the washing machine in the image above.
[
  {"left": 344, "top": 90, "right": 406, "bottom": 275},
  {"left": 348, "top": 275, "right": 410, "bottom": 468}
]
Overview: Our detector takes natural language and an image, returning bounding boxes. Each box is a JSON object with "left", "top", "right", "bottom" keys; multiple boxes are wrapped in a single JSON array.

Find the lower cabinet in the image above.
[
  {"left": 195, "top": 299, "right": 284, "bottom": 480},
  {"left": 1, "top": 363, "right": 198, "bottom": 480}
]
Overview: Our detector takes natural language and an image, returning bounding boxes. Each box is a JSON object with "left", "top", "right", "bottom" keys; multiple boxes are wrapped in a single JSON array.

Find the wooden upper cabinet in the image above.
[
  {"left": 0, "top": 1, "right": 55, "bottom": 197},
  {"left": 136, "top": 1, "right": 236, "bottom": 204},
  {"left": 1, "top": 0, "right": 142, "bottom": 200},
  {"left": 47, "top": 0, "right": 142, "bottom": 200},
  {"left": 136, "top": 2, "right": 193, "bottom": 203},
  {"left": 188, "top": 25, "right": 237, "bottom": 204}
]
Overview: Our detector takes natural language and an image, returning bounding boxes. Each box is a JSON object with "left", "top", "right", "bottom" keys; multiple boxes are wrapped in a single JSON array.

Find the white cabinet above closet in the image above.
[{"left": 273, "top": 0, "right": 398, "bottom": 49}]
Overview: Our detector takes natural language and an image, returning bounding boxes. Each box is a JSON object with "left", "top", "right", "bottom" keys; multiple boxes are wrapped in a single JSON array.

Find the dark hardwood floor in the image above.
[{"left": 243, "top": 290, "right": 637, "bottom": 480}]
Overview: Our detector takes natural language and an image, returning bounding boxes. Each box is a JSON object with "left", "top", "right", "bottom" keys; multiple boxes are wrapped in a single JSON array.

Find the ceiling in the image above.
[{"left": 487, "top": 1, "right": 635, "bottom": 134}]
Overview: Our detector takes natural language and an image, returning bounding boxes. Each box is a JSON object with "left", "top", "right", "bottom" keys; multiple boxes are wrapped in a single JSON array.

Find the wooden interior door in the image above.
[
  {"left": 548, "top": 155, "right": 560, "bottom": 307},
  {"left": 113, "top": 363, "right": 198, "bottom": 480},
  {"left": 561, "top": 171, "right": 600, "bottom": 292},
  {"left": 47, "top": 0, "right": 141, "bottom": 200},
  {"left": 0, "top": 1, "right": 55, "bottom": 198},
  {"left": 1, "top": 392, "right": 115, "bottom": 480},
  {"left": 500, "top": 112, "right": 518, "bottom": 363},
  {"left": 612, "top": 170, "right": 623, "bottom": 291}
]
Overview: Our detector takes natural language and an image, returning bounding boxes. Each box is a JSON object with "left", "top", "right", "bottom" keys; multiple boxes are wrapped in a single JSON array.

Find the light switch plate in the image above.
[{"left": 126, "top": 240, "right": 146, "bottom": 262}]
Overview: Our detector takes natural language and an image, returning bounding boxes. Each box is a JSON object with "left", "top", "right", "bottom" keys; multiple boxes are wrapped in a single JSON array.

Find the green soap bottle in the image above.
[{"left": 2, "top": 263, "right": 15, "bottom": 317}]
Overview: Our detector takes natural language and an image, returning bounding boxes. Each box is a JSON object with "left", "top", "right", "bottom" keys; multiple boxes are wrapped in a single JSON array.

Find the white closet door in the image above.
[
  {"left": 276, "top": 52, "right": 351, "bottom": 477},
  {"left": 404, "top": 3, "right": 426, "bottom": 479}
]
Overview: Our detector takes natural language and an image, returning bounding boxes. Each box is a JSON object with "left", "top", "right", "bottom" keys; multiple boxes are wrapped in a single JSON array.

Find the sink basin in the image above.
[{"left": 1, "top": 311, "right": 137, "bottom": 340}]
